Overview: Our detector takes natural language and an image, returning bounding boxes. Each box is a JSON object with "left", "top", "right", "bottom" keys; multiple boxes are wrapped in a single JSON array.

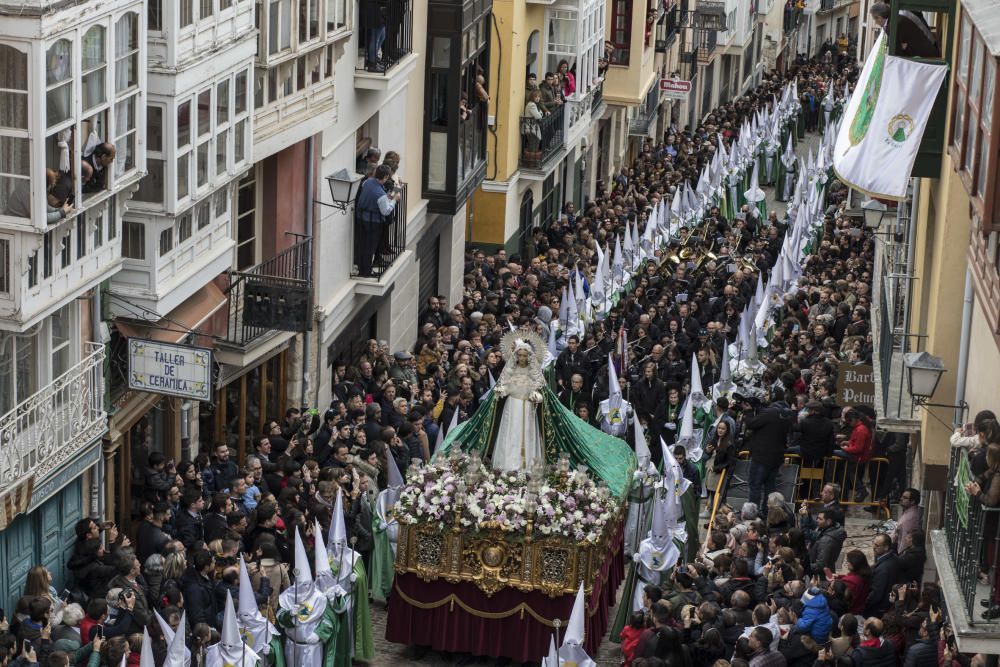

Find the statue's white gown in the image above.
[{"left": 491, "top": 366, "right": 545, "bottom": 472}]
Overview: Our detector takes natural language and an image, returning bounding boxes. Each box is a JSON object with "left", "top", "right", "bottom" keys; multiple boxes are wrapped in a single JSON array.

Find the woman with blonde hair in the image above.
[{"left": 23, "top": 565, "right": 63, "bottom": 625}]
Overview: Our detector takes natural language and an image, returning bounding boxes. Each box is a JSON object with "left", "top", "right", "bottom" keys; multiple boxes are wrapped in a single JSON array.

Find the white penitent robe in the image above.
[{"left": 278, "top": 585, "right": 330, "bottom": 667}]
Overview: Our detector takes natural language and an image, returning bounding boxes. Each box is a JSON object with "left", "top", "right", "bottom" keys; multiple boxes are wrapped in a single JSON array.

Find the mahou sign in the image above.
[{"left": 659, "top": 78, "right": 693, "bottom": 100}]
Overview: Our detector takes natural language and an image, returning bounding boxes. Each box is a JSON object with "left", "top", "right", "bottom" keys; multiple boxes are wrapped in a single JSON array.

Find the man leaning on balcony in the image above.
[{"left": 356, "top": 164, "right": 399, "bottom": 278}]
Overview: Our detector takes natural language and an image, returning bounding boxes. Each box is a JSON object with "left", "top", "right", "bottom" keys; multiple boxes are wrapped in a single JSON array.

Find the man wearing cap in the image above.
[{"left": 388, "top": 350, "right": 417, "bottom": 386}]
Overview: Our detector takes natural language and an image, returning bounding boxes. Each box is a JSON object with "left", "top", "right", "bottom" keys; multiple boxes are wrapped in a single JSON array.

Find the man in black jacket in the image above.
[
  {"left": 135, "top": 501, "right": 172, "bottom": 564},
  {"left": 790, "top": 401, "right": 835, "bottom": 467},
  {"left": 555, "top": 336, "right": 589, "bottom": 389},
  {"left": 865, "top": 534, "right": 903, "bottom": 617},
  {"left": 207, "top": 443, "right": 238, "bottom": 495},
  {"left": 203, "top": 493, "right": 232, "bottom": 543},
  {"left": 807, "top": 508, "right": 847, "bottom": 575},
  {"left": 745, "top": 399, "right": 795, "bottom": 510},
  {"left": 181, "top": 550, "right": 219, "bottom": 627},
  {"left": 173, "top": 488, "right": 205, "bottom": 550}
]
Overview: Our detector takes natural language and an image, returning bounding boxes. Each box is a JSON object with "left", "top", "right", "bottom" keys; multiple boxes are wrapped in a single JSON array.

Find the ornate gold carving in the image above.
[{"left": 395, "top": 505, "right": 624, "bottom": 598}]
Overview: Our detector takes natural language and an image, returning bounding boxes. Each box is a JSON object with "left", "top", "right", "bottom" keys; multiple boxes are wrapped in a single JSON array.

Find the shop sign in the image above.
[
  {"left": 659, "top": 78, "right": 693, "bottom": 99},
  {"left": 834, "top": 363, "right": 875, "bottom": 407},
  {"left": 128, "top": 339, "right": 213, "bottom": 401}
]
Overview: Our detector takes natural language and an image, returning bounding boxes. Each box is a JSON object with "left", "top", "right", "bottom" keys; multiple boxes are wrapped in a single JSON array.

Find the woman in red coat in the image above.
[{"left": 826, "top": 549, "right": 872, "bottom": 615}]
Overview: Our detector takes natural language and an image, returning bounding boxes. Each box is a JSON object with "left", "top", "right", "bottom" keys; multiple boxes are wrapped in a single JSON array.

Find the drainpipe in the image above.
[
  {"left": 955, "top": 265, "right": 974, "bottom": 426},
  {"left": 91, "top": 284, "right": 105, "bottom": 518},
  {"left": 302, "top": 136, "right": 314, "bottom": 409},
  {"left": 904, "top": 178, "right": 918, "bottom": 304}
]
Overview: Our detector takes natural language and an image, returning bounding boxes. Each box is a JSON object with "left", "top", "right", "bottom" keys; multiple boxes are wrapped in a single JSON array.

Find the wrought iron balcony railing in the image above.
[
  {"left": 696, "top": 28, "right": 719, "bottom": 63},
  {"left": 223, "top": 237, "right": 313, "bottom": 347},
  {"left": 357, "top": 0, "right": 414, "bottom": 74},
  {"left": 628, "top": 83, "right": 660, "bottom": 136},
  {"left": 591, "top": 81, "right": 605, "bottom": 115},
  {"left": 0, "top": 342, "right": 106, "bottom": 494},
  {"left": 519, "top": 104, "right": 565, "bottom": 170},
  {"left": 352, "top": 182, "right": 407, "bottom": 279},
  {"left": 942, "top": 447, "right": 1000, "bottom": 627}
]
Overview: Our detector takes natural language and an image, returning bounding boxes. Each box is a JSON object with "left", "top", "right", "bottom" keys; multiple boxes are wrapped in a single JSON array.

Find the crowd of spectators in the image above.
[{"left": 0, "top": 54, "right": 969, "bottom": 667}]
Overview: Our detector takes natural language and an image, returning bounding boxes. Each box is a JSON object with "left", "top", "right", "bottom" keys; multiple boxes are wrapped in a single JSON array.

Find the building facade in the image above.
[{"left": 0, "top": 0, "right": 146, "bottom": 608}]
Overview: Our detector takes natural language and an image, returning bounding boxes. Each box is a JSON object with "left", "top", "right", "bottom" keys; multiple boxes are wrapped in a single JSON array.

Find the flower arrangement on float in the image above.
[{"left": 395, "top": 449, "right": 615, "bottom": 544}]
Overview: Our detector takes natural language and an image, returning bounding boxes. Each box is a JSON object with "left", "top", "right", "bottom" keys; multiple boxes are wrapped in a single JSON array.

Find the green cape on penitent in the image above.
[{"left": 436, "top": 385, "right": 637, "bottom": 499}]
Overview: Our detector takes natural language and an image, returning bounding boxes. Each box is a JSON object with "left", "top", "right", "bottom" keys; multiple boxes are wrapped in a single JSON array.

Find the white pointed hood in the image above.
[
  {"left": 238, "top": 555, "right": 258, "bottom": 620},
  {"left": 744, "top": 160, "right": 765, "bottom": 204},
  {"left": 327, "top": 489, "right": 359, "bottom": 580},
  {"left": 689, "top": 352, "right": 705, "bottom": 405},
  {"left": 235, "top": 554, "right": 277, "bottom": 656},
  {"left": 563, "top": 583, "right": 587, "bottom": 647},
  {"left": 543, "top": 634, "right": 559, "bottom": 667},
  {"left": 607, "top": 352, "right": 621, "bottom": 401},
  {"left": 206, "top": 595, "right": 261, "bottom": 667},
  {"left": 679, "top": 396, "right": 695, "bottom": 442},
  {"left": 633, "top": 417, "right": 654, "bottom": 474},
  {"left": 221, "top": 591, "right": 241, "bottom": 649},
  {"left": 139, "top": 627, "right": 155, "bottom": 667},
  {"left": 314, "top": 518, "right": 337, "bottom": 593},
  {"left": 291, "top": 526, "right": 314, "bottom": 588},
  {"left": 164, "top": 611, "right": 190, "bottom": 667}
]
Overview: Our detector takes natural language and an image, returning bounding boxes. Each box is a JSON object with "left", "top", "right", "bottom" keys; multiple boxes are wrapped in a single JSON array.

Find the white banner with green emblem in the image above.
[{"left": 833, "top": 32, "right": 947, "bottom": 200}]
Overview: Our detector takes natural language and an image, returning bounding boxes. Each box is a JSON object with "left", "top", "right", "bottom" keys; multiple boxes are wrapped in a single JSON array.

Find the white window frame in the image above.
[{"left": 0, "top": 42, "right": 30, "bottom": 225}]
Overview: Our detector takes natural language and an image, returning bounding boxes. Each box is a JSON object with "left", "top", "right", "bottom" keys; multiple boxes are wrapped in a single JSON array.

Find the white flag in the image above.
[{"left": 833, "top": 32, "right": 947, "bottom": 199}]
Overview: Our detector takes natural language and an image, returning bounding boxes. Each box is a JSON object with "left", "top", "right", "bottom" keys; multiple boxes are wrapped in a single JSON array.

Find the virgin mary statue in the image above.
[
  {"left": 436, "top": 328, "right": 637, "bottom": 499},
  {"left": 491, "top": 332, "right": 546, "bottom": 471}
]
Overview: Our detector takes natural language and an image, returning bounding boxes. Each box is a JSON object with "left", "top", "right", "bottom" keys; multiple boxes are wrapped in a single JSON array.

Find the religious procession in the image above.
[{"left": 2, "top": 1, "right": 989, "bottom": 666}]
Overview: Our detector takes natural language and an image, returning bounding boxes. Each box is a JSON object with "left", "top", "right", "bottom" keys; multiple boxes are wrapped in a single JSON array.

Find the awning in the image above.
[{"left": 115, "top": 282, "right": 227, "bottom": 343}]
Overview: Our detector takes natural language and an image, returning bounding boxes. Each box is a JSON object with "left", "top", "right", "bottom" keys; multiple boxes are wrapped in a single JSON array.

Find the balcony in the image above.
[
  {"left": 933, "top": 447, "right": 1000, "bottom": 652},
  {"left": 0, "top": 342, "right": 106, "bottom": 495},
  {"left": 783, "top": 7, "right": 803, "bottom": 33},
  {"left": 591, "top": 80, "right": 605, "bottom": 115},
  {"left": 220, "top": 236, "right": 312, "bottom": 351},
  {"left": 696, "top": 27, "right": 719, "bottom": 64},
  {"left": 870, "top": 201, "right": 922, "bottom": 432},
  {"left": 564, "top": 88, "right": 595, "bottom": 146},
  {"left": 519, "top": 105, "right": 566, "bottom": 173},
  {"left": 628, "top": 83, "right": 659, "bottom": 136},
  {"left": 355, "top": 0, "right": 418, "bottom": 90},
  {"left": 817, "top": 0, "right": 850, "bottom": 12},
  {"left": 352, "top": 182, "right": 408, "bottom": 284},
  {"left": 0, "top": 198, "right": 125, "bottom": 332},
  {"left": 655, "top": 6, "right": 681, "bottom": 52}
]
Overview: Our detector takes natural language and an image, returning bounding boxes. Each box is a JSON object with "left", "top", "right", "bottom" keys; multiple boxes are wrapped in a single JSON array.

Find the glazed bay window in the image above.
[
  {"left": 299, "top": 0, "right": 320, "bottom": 43},
  {"left": 177, "top": 100, "right": 192, "bottom": 201},
  {"left": 82, "top": 27, "right": 107, "bottom": 111},
  {"left": 268, "top": 0, "right": 293, "bottom": 54},
  {"left": 114, "top": 14, "right": 140, "bottom": 179},
  {"left": 609, "top": 0, "right": 632, "bottom": 65},
  {"left": 136, "top": 104, "right": 165, "bottom": 204},
  {"left": 951, "top": 9, "right": 1000, "bottom": 229},
  {"left": 423, "top": 0, "right": 491, "bottom": 213},
  {"left": 255, "top": 48, "right": 334, "bottom": 109},
  {"left": 122, "top": 220, "right": 145, "bottom": 259},
  {"left": 0, "top": 43, "right": 29, "bottom": 220},
  {"left": 196, "top": 89, "right": 211, "bottom": 189}
]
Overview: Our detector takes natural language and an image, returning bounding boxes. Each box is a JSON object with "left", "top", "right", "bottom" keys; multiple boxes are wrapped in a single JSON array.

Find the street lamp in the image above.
[
  {"left": 862, "top": 198, "right": 887, "bottom": 230},
  {"left": 320, "top": 169, "right": 365, "bottom": 214},
  {"left": 902, "top": 351, "right": 946, "bottom": 402}
]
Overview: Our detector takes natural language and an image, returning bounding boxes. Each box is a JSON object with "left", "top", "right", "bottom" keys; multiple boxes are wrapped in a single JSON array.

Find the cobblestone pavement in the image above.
[{"left": 358, "top": 130, "right": 856, "bottom": 667}]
